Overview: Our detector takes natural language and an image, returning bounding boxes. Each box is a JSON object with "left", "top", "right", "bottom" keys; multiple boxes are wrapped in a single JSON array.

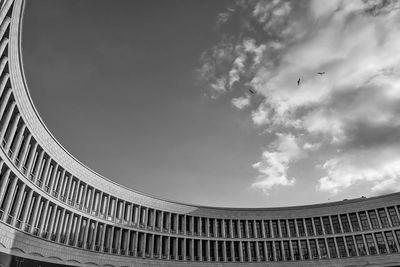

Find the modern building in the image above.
[{"left": 1, "top": 0, "right": 400, "bottom": 266}]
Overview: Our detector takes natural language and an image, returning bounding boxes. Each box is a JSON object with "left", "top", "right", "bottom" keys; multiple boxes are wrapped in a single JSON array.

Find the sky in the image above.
[{"left": 23, "top": 0, "right": 400, "bottom": 208}]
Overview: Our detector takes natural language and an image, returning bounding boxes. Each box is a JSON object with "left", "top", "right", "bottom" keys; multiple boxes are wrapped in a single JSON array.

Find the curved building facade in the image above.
[{"left": 1, "top": 0, "right": 400, "bottom": 266}]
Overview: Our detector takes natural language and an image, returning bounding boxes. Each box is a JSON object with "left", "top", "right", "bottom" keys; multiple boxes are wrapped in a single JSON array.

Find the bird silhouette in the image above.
[
  {"left": 317, "top": 72, "right": 325, "bottom": 75},
  {"left": 297, "top": 78, "right": 301, "bottom": 86},
  {"left": 249, "top": 89, "right": 255, "bottom": 94}
]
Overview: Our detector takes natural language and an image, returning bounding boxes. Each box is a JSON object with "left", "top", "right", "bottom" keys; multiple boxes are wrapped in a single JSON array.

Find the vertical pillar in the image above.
[
  {"left": 11, "top": 125, "right": 26, "bottom": 162},
  {"left": 25, "top": 142, "right": 38, "bottom": 175},
  {"left": 0, "top": 102, "right": 16, "bottom": 141},
  {"left": 47, "top": 206, "right": 57, "bottom": 239},
  {"left": 38, "top": 200, "right": 50, "bottom": 233},
  {"left": 74, "top": 216, "right": 83, "bottom": 246},
  {"left": 56, "top": 209, "right": 66, "bottom": 243},
  {"left": 15, "top": 133, "right": 30, "bottom": 166},
  {"left": 29, "top": 195, "right": 42, "bottom": 234},
  {"left": 11, "top": 183, "right": 25, "bottom": 224},
  {"left": 32, "top": 150, "right": 44, "bottom": 182},
  {"left": 65, "top": 214, "right": 75, "bottom": 245},
  {"left": 2, "top": 176, "right": 18, "bottom": 216},
  {"left": 5, "top": 114, "right": 20, "bottom": 151},
  {"left": 0, "top": 169, "right": 11, "bottom": 201},
  {"left": 89, "top": 221, "right": 98, "bottom": 250},
  {"left": 19, "top": 189, "right": 33, "bottom": 226}
]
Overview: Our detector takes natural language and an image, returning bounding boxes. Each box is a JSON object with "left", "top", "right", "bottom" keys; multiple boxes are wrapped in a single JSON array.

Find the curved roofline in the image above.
[{"left": 12, "top": 0, "right": 393, "bottom": 212}]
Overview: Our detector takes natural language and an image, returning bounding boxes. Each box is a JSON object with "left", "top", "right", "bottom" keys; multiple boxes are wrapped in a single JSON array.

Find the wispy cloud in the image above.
[
  {"left": 199, "top": 0, "right": 400, "bottom": 194},
  {"left": 252, "top": 133, "right": 303, "bottom": 192},
  {"left": 232, "top": 95, "right": 250, "bottom": 109}
]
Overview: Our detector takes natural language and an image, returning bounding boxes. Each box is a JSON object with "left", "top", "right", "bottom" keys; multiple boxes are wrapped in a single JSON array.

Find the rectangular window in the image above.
[
  {"left": 209, "top": 219, "right": 214, "bottom": 236},
  {"left": 234, "top": 242, "right": 240, "bottom": 261},
  {"left": 272, "top": 220, "right": 280, "bottom": 238},
  {"left": 171, "top": 213, "right": 176, "bottom": 231},
  {"left": 327, "top": 238, "right": 337, "bottom": 258},
  {"left": 240, "top": 220, "right": 246, "bottom": 238},
  {"left": 314, "top": 217, "right": 323, "bottom": 235},
  {"left": 318, "top": 238, "right": 328, "bottom": 259},
  {"left": 346, "top": 236, "right": 357, "bottom": 257},
  {"left": 340, "top": 214, "right": 351, "bottom": 233},
  {"left": 385, "top": 231, "right": 398, "bottom": 253},
  {"left": 194, "top": 240, "right": 199, "bottom": 259},
  {"left": 322, "top": 217, "right": 332, "bottom": 235},
  {"left": 331, "top": 215, "right": 342, "bottom": 234},
  {"left": 258, "top": 241, "right": 266, "bottom": 260},
  {"left": 256, "top": 221, "right": 262, "bottom": 238},
  {"left": 201, "top": 240, "right": 207, "bottom": 260},
  {"left": 224, "top": 220, "right": 231, "bottom": 238},
  {"left": 250, "top": 242, "right": 256, "bottom": 261},
  {"left": 226, "top": 241, "right": 232, "bottom": 261},
  {"left": 185, "top": 216, "right": 191, "bottom": 232},
  {"left": 349, "top": 213, "right": 361, "bottom": 232},
  {"left": 305, "top": 218, "right": 314, "bottom": 236},
  {"left": 388, "top": 207, "right": 400, "bottom": 226},
  {"left": 375, "top": 232, "right": 387, "bottom": 254},
  {"left": 210, "top": 241, "right": 215, "bottom": 261},
  {"left": 217, "top": 219, "right": 222, "bottom": 237},
  {"left": 283, "top": 241, "right": 291, "bottom": 260},
  {"left": 275, "top": 241, "right": 283, "bottom": 261},
  {"left": 297, "top": 219, "right": 306, "bottom": 237},
  {"left": 186, "top": 239, "right": 191, "bottom": 258},
  {"left": 300, "top": 240, "right": 309, "bottom": 260},
  {"left": 378, "top": 209, "right": 390, "bottom": 228},
  {"left": 248, "top": 221, "right": 254, "bottom": 238},
  {"left": 336, "top": 237, "right": 347, "bottom": 257},
  {"left": 395, "top": 230, "right": 400, "bottom": 248},
  {"left": 233, "top": 220, "right": 238, "bottom": 238},
  {"left": 292, "top": 240, "right": 300, "bottom": 260},
  {"left": 359, "top": 211, "right": 370, "bottom": 230},
  {"left": 355, "top": 235, "right": 367, "bottom": 256},
  {"left": 266, "top": 241, "right": 274, "bottom": 261},
  {"left": 368, "top": 210, "right": 380, "bottom": 229},
  {"left": 309, "top": 239, "right": 318, "bottom": 259},
  {"left": 218, "top": 241, "right": 223, "bottom": 261},
  {"left": 193, "top": 217, "right": 198, "bottom": 235},
  {"left": 365, "top": 233, "right": 376, "bottom": 255},
  {"left": 201, "top": 218, "right": 207, "bottom": 236},
  {"left": 169, "top": 236, "right": 175, "bottom": 258},
  {"left": 280, "top": 220, "right": 288, "bottom": 237},
  {"left": 264, "top": 220, "right": 271, "bottom": 238},
  {"left": 289, "top": 219, "right": 297, "bottom": 237},
  {"left": 179, "top": 215, "right": 184, "bottom": 232},
  {"left": 242, "top": 242, "right": 248, "bottom": 261}
]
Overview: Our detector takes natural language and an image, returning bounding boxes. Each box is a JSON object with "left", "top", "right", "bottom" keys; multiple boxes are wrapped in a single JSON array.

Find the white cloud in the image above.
[
  {"left": 231, "top": 95, "right": 250, "bottom": 110},
  {"left": 317, "top": 148, "right": 400, "bottom": 194},
  {"left": 252, "top": 133, "right": 303, "bottom": 193},
  {"left": 251, "top": 104, "right": 269, "bottom": 126},
  {"left": 210, "top": 77, "right": 227, "bottom": 93},
  {"left": 200, "top": 0, "right": 400, "bottom": 195},
  {"left": 303, "top": 142, "right": 321, "bottom": 151}
]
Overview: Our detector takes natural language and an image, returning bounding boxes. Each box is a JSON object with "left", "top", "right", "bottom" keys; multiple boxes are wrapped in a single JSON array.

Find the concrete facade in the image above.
[{"left": 1, "top": 0, "right": 400, "bottom": 266}]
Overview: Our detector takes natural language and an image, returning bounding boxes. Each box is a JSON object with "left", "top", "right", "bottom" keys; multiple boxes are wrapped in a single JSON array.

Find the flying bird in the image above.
[
  {"left": 249, "top": 89, "right": 255, "bottom": 94},
  {"left": 297, "top": 78, "right": 301, "bottom": 86},
  {"left": 317, "top": 72, "right": 325, "bottom": 75}
]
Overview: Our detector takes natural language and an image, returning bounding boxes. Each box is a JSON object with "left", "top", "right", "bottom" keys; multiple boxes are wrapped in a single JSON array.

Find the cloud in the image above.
[
  {"left": 252, "top": 133, "right": 303, "bottom": 192},
  {"left": 251, "top": 104, "right": 269, "bottom": 125},
  {"left": 303, "top": 142, "right": 321, "bottom": 151},
  {"left": 231, "top": 95, "right": 250, "bottom": 109},
  {"left": 199, "top": 0, "right": 400, "bottom": 195},
  {"left": 317, "top": 147, "right": 400, "bottom": 194}
]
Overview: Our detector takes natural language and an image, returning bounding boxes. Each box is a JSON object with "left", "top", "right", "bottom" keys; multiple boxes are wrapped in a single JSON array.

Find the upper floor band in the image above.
[{"left": 1, "top": 0, "right": 400, "bottom": 266}]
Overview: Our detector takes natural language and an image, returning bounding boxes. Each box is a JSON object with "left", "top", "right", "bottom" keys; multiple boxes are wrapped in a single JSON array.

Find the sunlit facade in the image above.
[{"left": 1, "top": 0, "right": 400, "bottom": 266}]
